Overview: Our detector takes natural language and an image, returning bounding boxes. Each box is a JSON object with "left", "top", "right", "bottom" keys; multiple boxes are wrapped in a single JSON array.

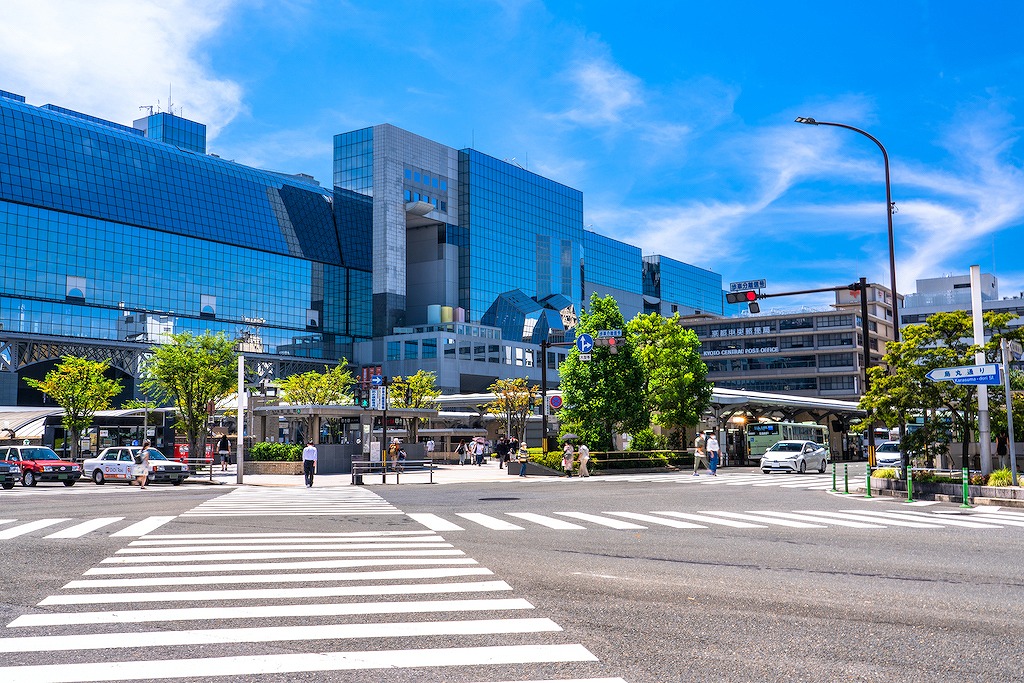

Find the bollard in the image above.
[
  {"left": 831, "top": 462, "right": 838, "bottom": 492},
  {"left": 960, "top": 467, "right": 972, "bottom": 508},
  {"left": 906, "top": 467, "right": 914, "bottom": 503},
  {"left": 864, "top": 463, "right": 872, "bottom": 499},
  {"left": 843, "top": 463, "right": 849, "bottom": 494}
]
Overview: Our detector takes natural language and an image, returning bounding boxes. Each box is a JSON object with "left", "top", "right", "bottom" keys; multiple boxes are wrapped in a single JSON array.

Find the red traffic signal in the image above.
[{"left": 726, "top": 290, "right": 758, "bottom": 304}]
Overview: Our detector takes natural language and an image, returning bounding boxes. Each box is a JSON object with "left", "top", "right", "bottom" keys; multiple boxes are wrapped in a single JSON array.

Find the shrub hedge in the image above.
[
  {"left": 249, "top": 442, "right": 302, "bottom": 462},
  {"left": 987, "top": 468, "right": 1014, "bottom": 487}
]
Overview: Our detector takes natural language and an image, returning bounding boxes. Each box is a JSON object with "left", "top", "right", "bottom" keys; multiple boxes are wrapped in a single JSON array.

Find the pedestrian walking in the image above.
[
  {"left": 578, "top": 443, "right": 590, "bottom": 477},
  {"left": 495, "top": 436, "right": 509, "bottom": 470},
  {"left": 302, "top": 440, "right": 317, "bottom": 487},
  {"left": 706, "top": 432, "right": 720, "bottom": 476},
  {"left": 996, "top": 431, "right": 1009, "bottom": 469},
  {"left": 517, "top": 442, "right": 529, "bottom": 477},
  {"left": 562, "top": 442, "right": 574, "bottom": 477},
  {"left": 474, "top": 439, "right": 485, "bottom": 466},
  {"left": 456, "top": 440, "right": 468, "bottom": 465},
  {"left": 692, "top": 432, "right": 710, "bottom": 476},
  {"left": 388, "top": 438, "right": 402, "bottom": 471},
  {"left": 133, "top": 440, "right": 155, "bottom": 488},
  {"left": 217, "top": 434, "right": 230, "bottom": 471}
]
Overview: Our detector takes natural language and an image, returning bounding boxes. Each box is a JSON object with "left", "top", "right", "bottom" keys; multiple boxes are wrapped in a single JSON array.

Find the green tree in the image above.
[
  {"left": 485, "top": 377, "right": 540, "bottom": 443},
  {"left": 389, "top": 370, "right": 442, "bottom": 443},
  {"left": 557, "top": 294, "right": 648, "bottom": 450},
  {"left": 628, "top": 312, "right": 712, "bottom": 438},
  {"left": 141, "top": 332, "right": 238, "bottom": 462},
  {"left": 279, "top": 360, "right": 356, "bottom": 442},
  {"left": 24, "top": 356, "right": 122, "bottom": 460},
  {"left": 859, "top": 310, "right": 1019, "bottom": 467}
]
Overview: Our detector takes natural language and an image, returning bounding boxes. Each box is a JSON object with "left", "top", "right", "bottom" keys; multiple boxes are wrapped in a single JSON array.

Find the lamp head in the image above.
[{"left": 794, "top": 117, "right": 818, "bottom": 125}]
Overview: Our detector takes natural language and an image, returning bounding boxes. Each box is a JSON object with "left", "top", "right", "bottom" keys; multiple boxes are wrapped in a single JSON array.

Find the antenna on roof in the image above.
[{"left": 138, "top": 105, "right": 154, "bottom": 116}]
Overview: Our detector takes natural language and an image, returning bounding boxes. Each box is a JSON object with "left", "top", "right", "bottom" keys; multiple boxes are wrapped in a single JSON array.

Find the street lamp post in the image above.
[{"left": 794, "top": 117, "right": 900, "bottom": 343}]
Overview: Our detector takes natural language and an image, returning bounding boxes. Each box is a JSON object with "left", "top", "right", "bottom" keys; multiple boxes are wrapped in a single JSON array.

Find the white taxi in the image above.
[{"left": 83, "top": 447, "right": 189, "bottom": 485}]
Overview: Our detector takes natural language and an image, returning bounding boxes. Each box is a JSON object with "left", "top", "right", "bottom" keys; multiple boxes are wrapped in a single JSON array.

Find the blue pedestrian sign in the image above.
[
  {"left": 576, "top": 333, "right": 594, "bottom": 354},
  {"left": 925, "top": 364, "right": 1001, "bottom": 385}
]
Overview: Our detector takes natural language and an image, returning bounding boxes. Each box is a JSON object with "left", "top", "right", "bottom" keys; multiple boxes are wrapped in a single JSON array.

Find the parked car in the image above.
[
  {"left": 84, "top": 446, "right": 189, "bottom": 485},
  {"left": 874, "top": 441, "right": 903, "bottom": 468},
  {"left": 0, "top": 445, "right": 82, "bottom": 487},
  {"left": 760, "top": 440, "right": 829, "bottom": 474},
  {"left": 0, "top": 460, "right": 18, "bottom": 489}
]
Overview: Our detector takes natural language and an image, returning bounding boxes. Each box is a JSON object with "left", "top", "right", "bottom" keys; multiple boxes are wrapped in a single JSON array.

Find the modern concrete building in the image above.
[{"left": 900, "top": 273, "right": 1024, "bottom": 330}]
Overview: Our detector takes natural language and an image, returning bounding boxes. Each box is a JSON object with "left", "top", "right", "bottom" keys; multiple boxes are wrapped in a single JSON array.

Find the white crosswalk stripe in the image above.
[
  {"left": 408, "top": 508, "right": 1024, "bottom": 533},
  {"left": 0, "top": 516, "right": 176, "bottom": 541},
  {"left": 579, "top": 470, "right": 867, "bottom": 491},
  {"left": 181, "top": 485, "right": 403, "bottom": 516},
  {"left": 0, "top": 527, "right": 618, "bottom": 682}
]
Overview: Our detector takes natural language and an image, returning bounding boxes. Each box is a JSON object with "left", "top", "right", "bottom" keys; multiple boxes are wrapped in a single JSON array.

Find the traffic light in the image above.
[
  {"left": 726, "top": 290, "right": 760, "bottom": 314},
  {"left": 354, "top": 385, "right": 370, "bottom": 408}
]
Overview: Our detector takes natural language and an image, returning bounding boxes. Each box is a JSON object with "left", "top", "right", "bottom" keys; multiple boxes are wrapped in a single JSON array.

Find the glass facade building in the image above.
[
  {"left": 643, "top": 255, "right": 725, "bottom": 317},
  {"left": 582, "top": 231, "right": 643, "bottom": 319},
  {"left": 0, "top": 92, "right": 370, "bottom": 404}
]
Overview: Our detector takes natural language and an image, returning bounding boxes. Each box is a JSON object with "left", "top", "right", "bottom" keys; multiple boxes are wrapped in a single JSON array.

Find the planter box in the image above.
[
  {"left": 871, "top": 477, "right": 1024, "bottom": 501},
  {"left": 244, "top": 460, "right": 303, "bottom": 476}
]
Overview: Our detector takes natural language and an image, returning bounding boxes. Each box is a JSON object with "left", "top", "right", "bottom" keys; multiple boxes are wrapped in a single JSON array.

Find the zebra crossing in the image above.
[
  {"left": 0, "top": 516, "right": 176, "bottom": 540},
  {"left": 0, "top": 526, "right": 625, "bottom": 682},
  {"left": 181, "top": 485, "right": 404, "bottom": 517},
  {"left": 585, "top": 470, "right": 868, "bottom": 490},
  {"left": 409, "top": 507, "right": 1024, "bottom": 532}
]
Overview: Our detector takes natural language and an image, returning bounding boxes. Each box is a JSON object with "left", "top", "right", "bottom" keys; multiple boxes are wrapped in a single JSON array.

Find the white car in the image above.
[
  {"left": 874, "top": 441, "right": 902, "bottom": 468},
  {"left": 760, "top": 440, "right": 829, "bottom": 474},
  {"left": 83, "top": 447, "right": 189, "bottom": 485}
]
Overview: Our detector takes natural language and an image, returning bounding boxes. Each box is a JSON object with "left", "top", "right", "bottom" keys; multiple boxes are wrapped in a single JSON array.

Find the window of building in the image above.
[
  {"left": 817, "top": 314, "right": 852, "bottom": 328},
  {"left": 779, "top": 317, "right": 814, "bottom": 331},
  {"left": 780, "top": 335, "right": 813, "bottom": 349},
  {"left": 819, "top": 352, "right": 854, "bottom": 368},
  {"left": 820, "top": 375, "right": 855, "bottom": 391},
  {"left": 422, "top": 338, "right": 437, "bottom": 359},
  {"left": 404, "top": 340, "right": 418, "bottom": 360},
  {"left": 818, "top": 333, "right": 854, "bottom": 347},
  {"left": 387, "top": 341, "right": 401, "bottom": 361}
]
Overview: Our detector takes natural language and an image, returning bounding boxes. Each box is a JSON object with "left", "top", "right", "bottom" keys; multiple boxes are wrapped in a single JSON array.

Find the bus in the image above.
[{"left": 747, "top": 421, "right": 829, "bottom": 458}]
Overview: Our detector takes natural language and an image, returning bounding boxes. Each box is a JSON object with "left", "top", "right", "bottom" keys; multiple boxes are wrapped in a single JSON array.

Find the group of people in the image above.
[
  {"left": 692, "top": 431, "right": 720, "bottom": 476},
  {"left": 454, "top": 438, "right": 489, "bottom": 466},
  {"left": 561, "top": 441, "right": 591, "bottom": 477}
]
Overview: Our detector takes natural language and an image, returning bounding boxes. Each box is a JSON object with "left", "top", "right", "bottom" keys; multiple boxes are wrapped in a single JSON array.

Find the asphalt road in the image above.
[{"left": 1, "top": 469, "right": 1022, "bottom": 682}]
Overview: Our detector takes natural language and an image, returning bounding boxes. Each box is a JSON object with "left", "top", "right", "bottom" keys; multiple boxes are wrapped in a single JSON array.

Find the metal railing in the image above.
[{"left": 351, "top": 459, "right": 435, "bottom": 485}]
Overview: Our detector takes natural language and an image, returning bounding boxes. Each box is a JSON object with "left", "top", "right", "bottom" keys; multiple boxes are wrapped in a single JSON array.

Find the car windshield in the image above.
[
  {"left": 876, "top": 444, "right": 899, "bottom": 453},
  {"left": 148, "top": 451, "right": 168, "bottom": 460},
  {"left": 21, "top": 448, "right": 60, "bottom": 460},
  {"left": 768, "top": 442, "right": 803, "bottom": 453}
]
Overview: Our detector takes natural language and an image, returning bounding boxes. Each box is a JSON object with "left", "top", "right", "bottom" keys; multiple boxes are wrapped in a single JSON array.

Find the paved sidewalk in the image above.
[{"left": 185, "top": 461, "right": 520, "bottom": 487}]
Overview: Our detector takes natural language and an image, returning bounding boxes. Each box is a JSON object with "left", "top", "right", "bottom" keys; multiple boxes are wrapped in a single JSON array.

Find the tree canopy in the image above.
[
  {"left": 388, "top": 370, "right": 442, "bottom": 443},
  {"left": 24, "top": 356, "right": 122, "bottom": 459},
  {"left": 141, "top": 332, "right": 238, "bottom": 460},
  {"left": 556, "top": 294, "right": 648, "bottom": 450},
  {"left": 485, "top": 377, "right": 540, "bottom": 443}
]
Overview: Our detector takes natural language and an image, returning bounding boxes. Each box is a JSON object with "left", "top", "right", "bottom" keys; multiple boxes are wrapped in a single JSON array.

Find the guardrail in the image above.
[{"left": 351, "top": 459, "right": 435, "bottom": 485}]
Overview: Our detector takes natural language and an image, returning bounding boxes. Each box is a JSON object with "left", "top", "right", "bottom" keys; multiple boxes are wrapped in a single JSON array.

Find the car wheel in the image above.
[
  {"left": 172, "top": 480, "right": 183, "bottom": 486},
  {"left": 23, "top": 471, "right": 37, "bottom": 487},
  {"left": 63, "top": 480, "right": 76, "bottom": 487},
  {"left": 818, "top": 458, "right": 827, "bottom": 473},
  {"left": 762, "top": 470, "right": 771, "bottom": 475},
  {"left": 798, "top": 460, "right": 806, "bottom": 474},
  {"left": 93, "top": 470, "right": 105, "bottom": 485},
  {"left": 1, "top": 481, "right": 14, "bottom": 490}
]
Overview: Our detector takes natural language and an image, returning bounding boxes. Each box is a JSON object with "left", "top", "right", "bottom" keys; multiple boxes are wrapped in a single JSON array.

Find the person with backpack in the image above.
[{"left": 456, "top": 440, "right": 468, "bottom": 465}]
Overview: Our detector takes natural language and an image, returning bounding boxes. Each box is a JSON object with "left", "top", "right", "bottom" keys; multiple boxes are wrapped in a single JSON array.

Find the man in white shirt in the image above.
[
  {"left": 302, "top": 440, "right": 318, "bottom": 487},
  {"left": 706, "top": 433, "right": 720, "bottom": 476}
]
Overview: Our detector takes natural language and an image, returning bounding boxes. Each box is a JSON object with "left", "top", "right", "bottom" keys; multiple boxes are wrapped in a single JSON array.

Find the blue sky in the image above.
[{"left": 3, "top": 0, "right": 1023, "bottom": 310}]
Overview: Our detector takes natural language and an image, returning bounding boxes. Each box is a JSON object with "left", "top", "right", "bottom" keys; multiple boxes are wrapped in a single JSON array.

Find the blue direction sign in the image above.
[
  {"left": 371, "top": 374, "right": 384, "bottom": 386},
  {"left": 576, "top": 333, "right": 594, "bottom": 354},
  {"left": 925, "top": 364, "right": 1001, "bottom": 385},
  {"left": 596, "top": 329, "right": 623, "bottom": 338}
]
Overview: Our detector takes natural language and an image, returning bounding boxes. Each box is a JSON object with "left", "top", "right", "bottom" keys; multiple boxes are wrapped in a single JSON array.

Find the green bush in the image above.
[
  {"left": 911, "top": 470, "right": 957, "bottom": 484},
  {"left": 970, "top": 473, "right": 988, "bottom": 486},
  {"left": 987, "top": 468, "right": 1014, "bottom": 487},
  {"left": 628, "top": 428, "right": 666, "bottom": 451},
  {"left": 249, "top": 442, "right": 302, "bottom": 462},
  {"left": 872, "top": 468, "right": 899, "bottom": 479}
]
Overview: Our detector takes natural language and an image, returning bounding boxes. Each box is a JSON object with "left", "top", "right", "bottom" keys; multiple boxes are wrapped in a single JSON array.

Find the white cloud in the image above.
[{"left": 0, "top": 0, "right": 243, "bottom": 138}]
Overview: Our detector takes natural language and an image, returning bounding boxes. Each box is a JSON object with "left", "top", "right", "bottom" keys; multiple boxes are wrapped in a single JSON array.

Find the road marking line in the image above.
[
  {"left": 64, "top": 566, "right": 494, "bottom": 589},
  {"left": 83, "top": 557, "right": 480, "bottom": 575},
  {"left": 650, "top": 511, "right": 765, "bottom": 528},
  {"left": 703, "top": 511, "right": 825, "bottom": 528},
  {"left": 9, "top": 597, "right": 537, "bottom": 627},
  {"left": 872, "top": 510, "right": 1003, "bottom": 529},
  {"left": 478, "top": 679, "right": 627, "bottom": 683},
  {"left": 555, "top": 512, "right": 646, "bottom": 529},
  {"left": 602, "top": 512, "right": 706, "bottom": 529},
  {"left": 747, "top": 511, "right": 886, "bottom": 529},
  {"left": 507, "top": 512, "right": 587, "bottom": 529},
  {"left": 135, "top": 530, "right": 435, "bottom": 540},
  {"left": 795, "top": 510, "right": 941, "bottom": 528},
  {"left": 41, "top": 579, "right": 513, "bottom": 605},
  {"left": 0, "top": 644, "right": 596, "bottom": 682},
  {"left": 408, "top": 513, "right": 465, "bottom": 531},
  {"left": 110, "top": 516, "right": 176, "bottom": 537},
  {"left": 0, "top": 617, "right": 562, "bottom": 652},
  {"left": 455, "top": 513, "right": 525, "bottom": 530},
  {"left": 101, "top": 549, "right": 465, "bottom": 564},
  {"left": 43, "top": 518, "right": 124, "bottom": 539},
  {"left": 0, "top": 518, "right": 70, "bottom": 539},
  {"left": 116, "top": 541, "right": 453, "bottom": 554}
]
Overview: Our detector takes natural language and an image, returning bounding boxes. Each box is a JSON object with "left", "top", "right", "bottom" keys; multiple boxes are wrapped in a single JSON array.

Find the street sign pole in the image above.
[
  {"left": 1002, "top": 337, "right": 1018, "bottom": 486},
  {"left": 971, "top": 265, "right": 992, "bottom": 474}
]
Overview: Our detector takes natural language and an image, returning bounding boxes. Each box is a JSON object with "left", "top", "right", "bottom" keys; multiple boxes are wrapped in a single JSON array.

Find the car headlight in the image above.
[{"left": 43, "top": 466, "right": 53, "bottom": 471}]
